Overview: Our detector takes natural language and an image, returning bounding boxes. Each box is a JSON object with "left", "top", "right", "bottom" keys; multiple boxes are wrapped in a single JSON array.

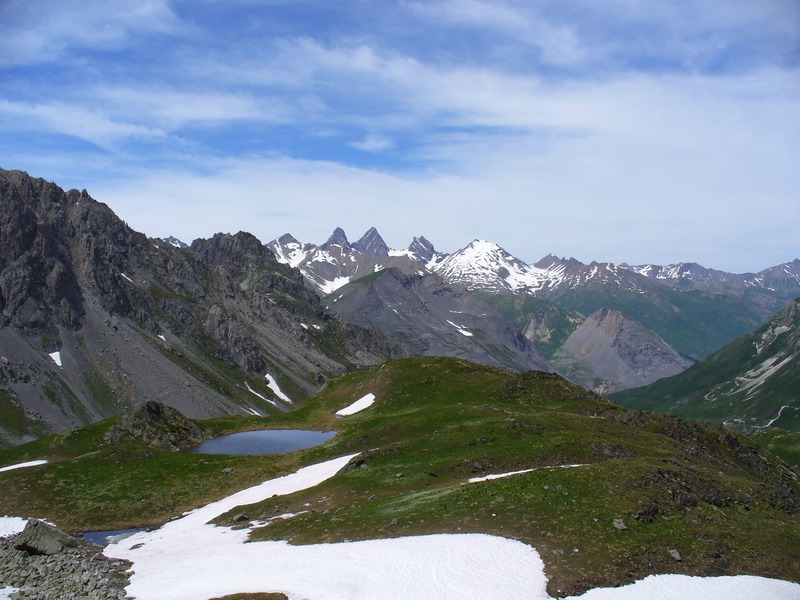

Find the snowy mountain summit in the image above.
[
  {"left": 431, "top": 240, "right": 550, "bottom": 294},
  {"left": 268, "top": 227, "right": 443, "bottom": 294}
]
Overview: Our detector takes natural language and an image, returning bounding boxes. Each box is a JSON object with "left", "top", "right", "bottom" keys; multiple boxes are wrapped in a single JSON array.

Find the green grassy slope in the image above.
[
  {"left": 611, "top": 300, "right": 800, "bottom": 431},
  {"left": 1, "top": 357, "right": 798, "bottom": 596}
]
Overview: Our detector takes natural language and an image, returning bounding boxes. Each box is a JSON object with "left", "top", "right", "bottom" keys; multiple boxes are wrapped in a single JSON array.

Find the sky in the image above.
[{"left": 1, "top": 0, "right": 798, "bottom": 272}]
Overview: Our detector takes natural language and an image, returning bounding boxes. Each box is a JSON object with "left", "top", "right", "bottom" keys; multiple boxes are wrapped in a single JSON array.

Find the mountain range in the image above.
[
  {"left": 2, "top": 167, "right": 800, "bottom": 448},
  {"left": 0, "top": 169, "right": 402, "bottom": 447},
  {"left": 269, "top": 229, "right": 800, "bottom": 361}
]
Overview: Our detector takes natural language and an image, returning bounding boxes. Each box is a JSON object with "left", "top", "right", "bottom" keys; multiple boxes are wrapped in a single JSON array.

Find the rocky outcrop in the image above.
[
  {"left": 0, "top": 520, "right": 130, "bottom": 599},
  {"left": 12, "top": 519, "right": 78, "bottom": 556},
  {"left": 103, "top": 400, "right": 205, "bottom": 451}
]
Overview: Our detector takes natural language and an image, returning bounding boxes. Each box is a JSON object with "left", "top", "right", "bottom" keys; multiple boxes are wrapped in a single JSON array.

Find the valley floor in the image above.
[{"left": 3, "top": 456, "right": 799, "bottom": 599}]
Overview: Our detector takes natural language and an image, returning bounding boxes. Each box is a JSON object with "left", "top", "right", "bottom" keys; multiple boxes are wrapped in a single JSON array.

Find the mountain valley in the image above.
[{"left": 1, "top": 168, "right": 800, "bottom": 598}]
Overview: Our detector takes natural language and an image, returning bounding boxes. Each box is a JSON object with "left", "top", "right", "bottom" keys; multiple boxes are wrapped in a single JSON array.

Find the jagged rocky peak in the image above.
[
  {"left": 277, "top": 232, "right": 301, "bottom": 246},
  {"left": 352, "top": 227, "right": 389, "bottom": 256},
  {"left": 534, "top": 254, "right": 584, "bottom": 269},
  {"left": 191, "top": 231, "right": 275, "bottom": 272},
  {"left": 268, "top": 233, "right": 314, "bottom": 268},
  {"left": 407, "top": 236, "right": 436, "bottom": 262},
  {"left": 326, "top": 227, "right": 350, "bottom": 247},
  {"left": 163, "top": 236, "right": 188, "bottom": 249}
]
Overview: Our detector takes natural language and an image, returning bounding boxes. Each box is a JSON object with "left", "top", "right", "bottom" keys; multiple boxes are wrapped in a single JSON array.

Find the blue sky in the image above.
[{"left": 1, "top": 0, "right": 798, "bottom": 272}]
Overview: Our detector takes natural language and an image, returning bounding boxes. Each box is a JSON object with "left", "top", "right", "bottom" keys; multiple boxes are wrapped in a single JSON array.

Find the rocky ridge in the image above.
[{"left": 0, "top": 169, "right": 403, "bottom": 448}]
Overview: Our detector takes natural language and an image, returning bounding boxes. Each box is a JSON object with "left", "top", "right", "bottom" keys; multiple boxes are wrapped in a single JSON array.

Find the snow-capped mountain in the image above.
[
  {"left": 268, "top": 227, "right": 436, "bottom": 295},
  {"left": 326, "top": 267, "right": 554, "bottom": 373},
  {"left": 429, "top": 240, "right": 550, "bottom": 294},
  {"left": 622, "top": 259, "right": 800, "bottom": 293}
]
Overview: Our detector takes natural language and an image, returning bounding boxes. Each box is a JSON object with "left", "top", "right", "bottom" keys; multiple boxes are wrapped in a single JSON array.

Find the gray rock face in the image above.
[
  {"left": 351, "top": 227, "right": 389, "bottom": 256},
  {"left": 551, "top": 308, "right": 692, "bottom": 394},
  {"left": 103, "top": 400, "right": 205, "bottom": 451}
]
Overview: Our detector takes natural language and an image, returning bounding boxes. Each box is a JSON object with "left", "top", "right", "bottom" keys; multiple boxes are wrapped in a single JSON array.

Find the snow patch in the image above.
[
  {"left": 447, "top": 320, "right": 473, "bottom": 337},
  {"left": 265, "top": 374, "right": 293, "bottom": 404},
  {"left": 158, "top": 334, "right": 166, "bottom": 341},
  {"left": 468, "top": 464, "right": 586, "bottom": 484},
  {"left": 100, "top": 453, "right": 799, "bottom": 600},
  {"left": 318, "top": 276, "right": 351, "bottom": 295},
  {"left": 245, "top": 382, "right": 277, "bottom": 407},
  {"left": 104, "top": 453, "right": 551, "bottom": 600},
  {"left": 121, "top": 272, "right": 133, "bottom": 283},
  {"left": 0, "top": 460, "right": 48, "bottom": 474},
  {"left": 564, "top": 573, "right": 800, "bottom": 600},
  {"left": 48, "top": 351, "right": 62, "bottom": 367},
  {"left": 736, "top": 352, "right": 796, "bottom": 398},
  {"left": 0, "top": 516, "right": 28, "bottom": 539},
  {"left": 335, "top": 393, "right": 376, "bottom": 416}
]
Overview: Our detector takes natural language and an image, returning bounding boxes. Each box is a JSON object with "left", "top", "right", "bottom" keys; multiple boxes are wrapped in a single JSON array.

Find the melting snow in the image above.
[
  {"left": 0, "top": 516, "right": 28, "bottom": 538},
  {"left": 318, "top": 277, "right": 351, "bottom": 295},
  {"left": 96, "top": 454, "right": 800, "bottom": 600},
  {"left": 736, "top": 353, "right": 796, "bottom": 398},
  {"left": 265, "top": 374, "right": 293, "bottom": 404},
  {"left": 564, "top": 574, "right": 800, "bottom": 600},
  {"left": 48, "top": 351, "right": 62, "bottom": 367},
  {"left": 0, "top": 460, "right": 48, "bottom": 474},
  {"left": 468, "top": 464, "right": 586, "bottom": 484},
  {"left": 335, "top": 393, "right": 376, "bottom": 416},
  {"left": 244, "top": 382, "right": 277, "bottom": 407},
  {"left": 103, "top": 454, "right": 551, "bottom": 600},
  {"left": 447, "top": 320, "right": 474, "bottom": 337}
]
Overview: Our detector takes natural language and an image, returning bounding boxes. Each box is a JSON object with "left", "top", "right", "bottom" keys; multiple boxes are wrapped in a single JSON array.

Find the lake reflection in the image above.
[{"left": 188, "top": 429, "right": 336, "bottom": 455}]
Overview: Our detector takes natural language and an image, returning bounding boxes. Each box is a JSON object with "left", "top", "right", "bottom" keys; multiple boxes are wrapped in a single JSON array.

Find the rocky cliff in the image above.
[{"left": 0, "top": 169, "right": 403, "bottom": 447}]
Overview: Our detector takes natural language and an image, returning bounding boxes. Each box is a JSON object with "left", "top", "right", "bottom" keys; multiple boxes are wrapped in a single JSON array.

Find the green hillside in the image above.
[
  {"left": 1, "top": 357, "right": 798, "bottom": 596},
  {"left": 612, "top": 300, "right": 800, "bottom": 431}
]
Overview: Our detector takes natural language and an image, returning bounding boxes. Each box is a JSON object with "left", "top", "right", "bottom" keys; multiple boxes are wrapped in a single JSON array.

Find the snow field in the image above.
[{"left": 2, "top": 453, "right": 797, "bottom": 599}]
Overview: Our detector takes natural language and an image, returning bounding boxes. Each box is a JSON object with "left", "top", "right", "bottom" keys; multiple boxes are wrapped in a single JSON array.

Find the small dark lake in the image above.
[
  {"left": 188, "top": 429, "right": 336, "bottom": 455},
  {"left": 81, "top": 528, "right": 144, "bottom": 546}
]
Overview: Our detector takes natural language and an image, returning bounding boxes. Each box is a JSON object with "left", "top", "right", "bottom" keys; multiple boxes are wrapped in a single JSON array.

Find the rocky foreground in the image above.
[{"left": 0, "top": 520, "right": 130, "bottom": 599}]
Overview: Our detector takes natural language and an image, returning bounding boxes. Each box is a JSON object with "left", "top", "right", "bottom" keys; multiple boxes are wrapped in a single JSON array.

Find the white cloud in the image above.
[
  {"left": 2, "top": 0, "right": 797, "bottom": 272},
  {"left": 0, "top": 0, "right": 184, "bottom": 65},
  {"left": 350, "top": 133, "right": 395, "bottom": 152},
  {"left": 0, "top": 100, "right": 167, "bottom": 148}
]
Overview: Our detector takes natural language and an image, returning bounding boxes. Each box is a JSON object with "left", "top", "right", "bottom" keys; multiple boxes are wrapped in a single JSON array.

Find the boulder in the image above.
[{"left": 13, "top": 519, "right": 78, "bottom": 555}]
